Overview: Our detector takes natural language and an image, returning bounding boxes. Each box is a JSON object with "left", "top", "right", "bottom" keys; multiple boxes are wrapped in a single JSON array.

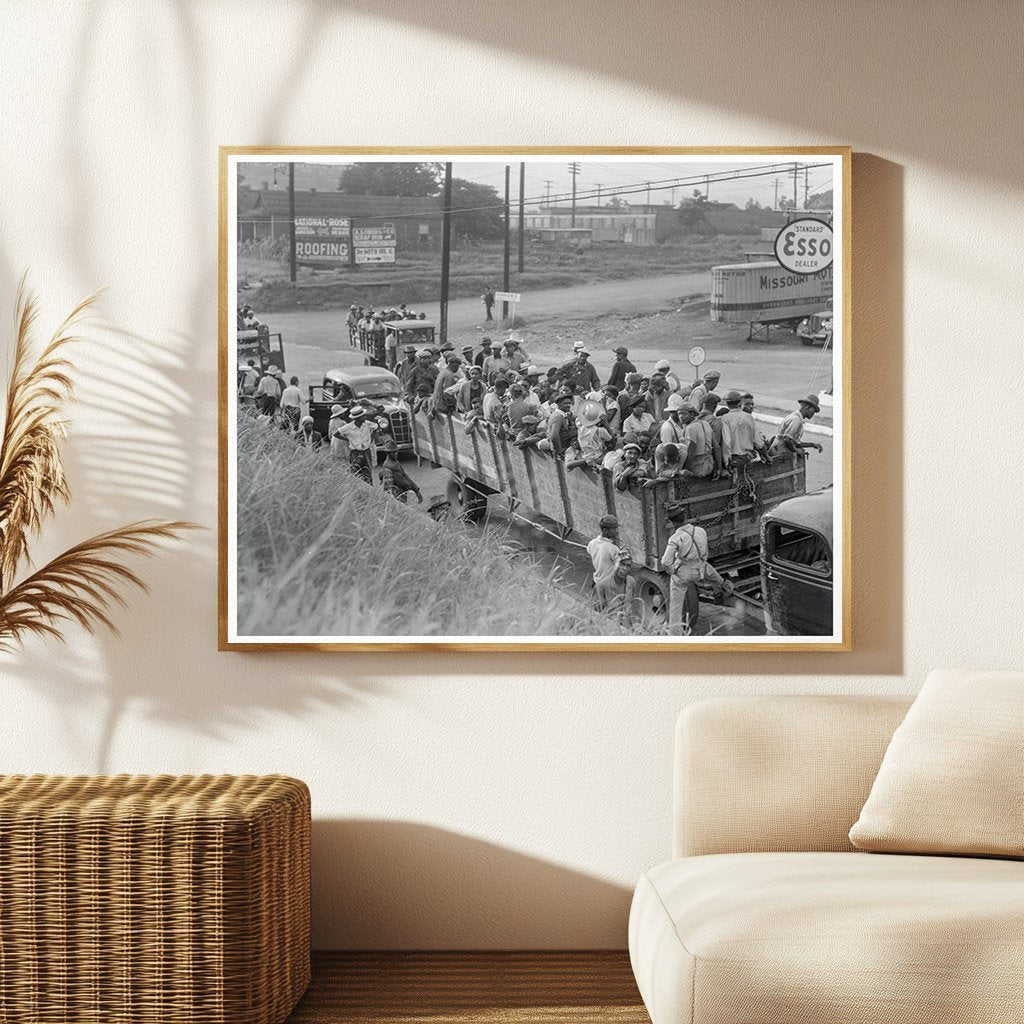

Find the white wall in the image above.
[{"left": 1, "top": 1, "right": 1021, "bottom": 949}]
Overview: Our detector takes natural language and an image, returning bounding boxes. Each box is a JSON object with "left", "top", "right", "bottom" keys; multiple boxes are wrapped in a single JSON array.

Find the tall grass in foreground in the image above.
[{"left": 236, "top": 417, "right": 638, "bottom": 637}]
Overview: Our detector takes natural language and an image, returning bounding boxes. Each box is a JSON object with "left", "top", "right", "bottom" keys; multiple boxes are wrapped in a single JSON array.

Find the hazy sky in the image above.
[{"left": 240, "top": 157, "right": 835, "bottom": 210}]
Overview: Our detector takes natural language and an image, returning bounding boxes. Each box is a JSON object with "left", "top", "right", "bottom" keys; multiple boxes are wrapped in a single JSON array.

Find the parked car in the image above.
[
  {"left": 759, "top": 490, "right": 833, "bottom": 636},
  {"left": 307, "top": 366, "right": 414, "bottom": 453},
  {"left": 797, "top": 310, "right": 833, "bottom": 346}
]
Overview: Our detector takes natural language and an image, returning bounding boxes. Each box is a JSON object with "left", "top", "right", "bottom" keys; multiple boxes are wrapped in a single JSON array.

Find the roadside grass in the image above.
[
  {"left": 242, "top": 236, "right": 754, "bottom": 312},
  {"left": 235, "top": 416, "right": 644, "bottom": 637}
]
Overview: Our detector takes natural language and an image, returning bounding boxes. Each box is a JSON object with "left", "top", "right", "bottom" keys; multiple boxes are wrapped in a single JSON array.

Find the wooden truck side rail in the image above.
[{"left": 413, "top": 410, "right": 806, "bottom": 571}]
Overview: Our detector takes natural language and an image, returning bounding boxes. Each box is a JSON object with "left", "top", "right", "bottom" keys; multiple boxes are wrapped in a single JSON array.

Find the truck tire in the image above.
[
  {"left": 446, "top": 474, "right": 488, "bottom": 523},
  {"left": 633, "top": 568, "right": 669, "bottom": 626}
]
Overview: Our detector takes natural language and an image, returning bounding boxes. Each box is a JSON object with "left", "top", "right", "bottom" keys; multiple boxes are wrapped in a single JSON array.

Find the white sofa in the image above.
[{"left": 628, "top": 695, "right": 1024, "bottom": 1024}]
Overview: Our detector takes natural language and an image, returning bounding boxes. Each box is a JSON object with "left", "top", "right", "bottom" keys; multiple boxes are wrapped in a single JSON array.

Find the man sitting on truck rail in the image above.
[
  {"left": 688, "top": 369, "right": 721, "bottom": 414},
  {"left": 720, "top": 389, "right": 769, "bottom": 466},
  {"left": 769, "top": 394, "right": 825, "bottom": 458}
]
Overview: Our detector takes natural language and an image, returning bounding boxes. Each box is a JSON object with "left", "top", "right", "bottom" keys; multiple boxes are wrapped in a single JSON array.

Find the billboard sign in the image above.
[
  {"left": 295, "top": 216, "right": 351, "bottom": 262},
  {"left": 354, "top": 247, "right": 397, "bottom": 265},
  {"left": 352, "top": 220, "right": 397, "bottom": 264}
]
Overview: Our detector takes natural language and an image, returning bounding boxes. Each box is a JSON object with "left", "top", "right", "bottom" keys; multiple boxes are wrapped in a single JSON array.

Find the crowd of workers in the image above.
[{"left": 239, "top": 300, "right": 826, "bottom": 634}]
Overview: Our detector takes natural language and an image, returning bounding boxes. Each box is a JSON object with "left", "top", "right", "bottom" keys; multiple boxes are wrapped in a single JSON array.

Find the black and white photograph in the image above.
[{"left": 221, "top": 149, "right": 849, "bottom": 649}]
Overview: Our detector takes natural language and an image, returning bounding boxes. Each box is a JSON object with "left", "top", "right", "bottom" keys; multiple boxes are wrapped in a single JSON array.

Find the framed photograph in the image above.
[{"left": 219, "top": 147, "right": 850, "bottom": 651}]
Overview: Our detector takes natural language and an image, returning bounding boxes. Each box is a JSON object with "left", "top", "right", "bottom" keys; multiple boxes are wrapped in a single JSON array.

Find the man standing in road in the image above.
[
  {"left": 482, "top": 286, "right": 495, "bottom": 321},
  {"left": 587, "top": 514, "right": 635, "bottom": 619},
  {"left": 333, "top": 405, "right": 376, "bottom": 484},
  {"left": 279, "top": 375, "right": 303, "bottom": 430},
  {"left": 661, "top": 500, "right": 709, "bottom": 634},
  {"left": 255, "top": 365, "right": 282, "bottom": 417},
  {"left": 607, "top": 346, "right": 637, "bottom": 390},
  {"left": 769, "top": 394, "right": 825, "bottom": 458},
  {"left": 396, "top": 344, "right": 417, "bottom": 388}
]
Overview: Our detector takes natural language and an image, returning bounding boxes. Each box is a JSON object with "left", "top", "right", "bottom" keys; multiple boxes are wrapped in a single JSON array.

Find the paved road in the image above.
[{"left": 268, "top": 272, "right": 706, "bottom": 355}]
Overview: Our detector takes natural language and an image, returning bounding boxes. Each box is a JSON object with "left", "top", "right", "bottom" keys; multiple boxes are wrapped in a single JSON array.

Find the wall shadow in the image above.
[{"left": 311, "top": 819, "right": 633, "bottom": 949}]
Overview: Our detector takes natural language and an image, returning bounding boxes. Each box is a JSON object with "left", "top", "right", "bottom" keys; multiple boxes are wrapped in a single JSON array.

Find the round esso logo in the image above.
[{"left": 774, "top": 218, "right": 834, "bottom": 275}]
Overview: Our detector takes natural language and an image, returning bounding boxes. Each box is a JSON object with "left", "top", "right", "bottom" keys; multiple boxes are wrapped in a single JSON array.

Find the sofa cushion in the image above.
[
  {"left": 849, "top": 669, "right": 1024, "bottom": 857},
  {"left": 629, "top": 852, "right": 1024, "bottom": 1024}
]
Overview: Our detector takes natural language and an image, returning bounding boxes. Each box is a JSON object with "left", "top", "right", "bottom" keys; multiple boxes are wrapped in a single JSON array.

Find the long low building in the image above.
[{"left": 237, "top": 189, "right": 443, "bottom": 256}]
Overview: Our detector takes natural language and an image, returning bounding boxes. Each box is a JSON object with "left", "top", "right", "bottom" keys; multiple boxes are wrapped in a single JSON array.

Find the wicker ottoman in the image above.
[{"left": 0, "top": 774, "right": 310, "bottom": 1024}]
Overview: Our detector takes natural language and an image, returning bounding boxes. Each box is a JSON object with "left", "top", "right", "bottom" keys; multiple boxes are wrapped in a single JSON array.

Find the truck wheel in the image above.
[
  {"left": 446, "top": 475, "right": 488, "bottom": 523},
  {"left": 633, "top": 568, "right": 669, "bottom": 626}
]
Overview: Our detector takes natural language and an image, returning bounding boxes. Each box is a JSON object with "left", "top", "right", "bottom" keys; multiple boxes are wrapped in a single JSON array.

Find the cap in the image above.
[
  {"left": 614, "top": 346, "right": 629, "bottom": 356},
  {"left": 725, "top": 389, "right": 742, "bottom": 403},
  {"left": 799, "top": 394, "right": 821, "bottom": 412},
  {"left": 417, "top": 349, "right": 433, "bottom": 359},
  {"left": 403, "top": 344, "right": 416, "bottom": 353},
  {"left": 481, "top": 337, "right": 493, "bottom": 347},
  {"left": 300, "top": 415, "right": 314, "bottom": 426},
  {"left": 572, "top": 340, "right": 585, "bottom": 350},
  {"left": 666, "top": 393, "right": 686, "bottom": 411},
  {"left": 330, "top": 404, "right": 343, "bottom": 415},
  {"left": 655, "top": 359, "right": 670, "bottom": 372},
  {"left": 469, "top": 365, "right": 483, "bottom": 375},
  {"left": 439, "top": 342, "right": 455, "bottom": 352},
  {"left": 623, "top": 442, "right": 642, "bottom": 454},
  {"left": 525, "top": 365, "right": 540, "bottom": 376},
  {"left": 665, "top": 500, "right": 689, "bottom": 522},
  {"left": 703, "top": 369, "right": 721, "bottom": 381},
  {"left": 599, "top": 514, "right": 619, "bottom": 530}
]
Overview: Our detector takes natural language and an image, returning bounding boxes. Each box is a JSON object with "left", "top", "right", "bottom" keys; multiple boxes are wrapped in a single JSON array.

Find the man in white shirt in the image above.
[
  {"left": 279, "top": 375, "right": 303, "bottom": 429},
  {"left": 769, "top": 394, "right": 825, "bottom": 458},
  {"left": 333, "top": 405, "right": 376, "bottom": 483},
  {"left": 255, "top": 366, "right": 281, "bottom": 416}
]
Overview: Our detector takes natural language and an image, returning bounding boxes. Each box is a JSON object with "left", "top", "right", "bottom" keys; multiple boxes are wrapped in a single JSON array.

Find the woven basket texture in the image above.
[{"left": 0, "top": 774, "right": 311, "bottom": 1024}]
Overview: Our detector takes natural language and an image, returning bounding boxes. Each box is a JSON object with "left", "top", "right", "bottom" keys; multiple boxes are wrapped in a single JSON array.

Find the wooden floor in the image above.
[{"left": 286, "top": 951, "right": 649, "bottom": 1024}]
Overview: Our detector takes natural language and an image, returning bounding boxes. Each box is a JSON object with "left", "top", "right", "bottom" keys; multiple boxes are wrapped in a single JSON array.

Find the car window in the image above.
[
  {"left": 353, "top": 381, "right": 399, "bottom": 399},
  {"left": 768, "top": 524, "right": 832, "bottom": 576}
]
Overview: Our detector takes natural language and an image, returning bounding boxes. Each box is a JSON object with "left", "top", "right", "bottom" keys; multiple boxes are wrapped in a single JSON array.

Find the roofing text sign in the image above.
[{"left": 295, "top": 216, "right": 350, "bottom": 262}]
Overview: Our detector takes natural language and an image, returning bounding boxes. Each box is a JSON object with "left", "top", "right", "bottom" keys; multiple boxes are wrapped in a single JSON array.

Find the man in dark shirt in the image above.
[{"left": 606, "top": 346, "right": 637, "bottom": 390}]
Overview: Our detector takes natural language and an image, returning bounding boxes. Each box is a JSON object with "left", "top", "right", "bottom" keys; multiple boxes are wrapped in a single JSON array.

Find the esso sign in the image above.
[{"left": 774, "top": 218, "right": 834, "bottom": 275}]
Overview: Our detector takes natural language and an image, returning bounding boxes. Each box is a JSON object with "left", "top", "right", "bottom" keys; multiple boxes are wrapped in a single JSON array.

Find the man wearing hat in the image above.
[
  {"left": 380, "top": 440, "right": 423, "bottom": 504},
  {"left": 332, "top": 405, "right": 376, "bottom": 483},
  {"left": 544, "top": 390, "right": 577, "bottom": 457},
  {"left": 720, "top": 389, "right": 767, "bottom": 466},
  {"left": 613, "top": 440, "right": 650, "bottom": 492},
  {"left": 255, "top": 364, "right": 282, "bottom": 417},
  {"left": 569, "top": 398, "right": 614, "bottom": 469},
  {"left": 661, "top": 501, "right": 710, "bottom": 634},
  {"left": 460, "top": 344, "right": 477, "bottom": 371},
  {"left": 504, "top": 336, "right": 529, "bottom": 372},
  {"left": 346, "top": 304, "right": 359, "bottom": 342},
  {"left": 328, "top": 403, "right": 348, "bottom": 460},
  {"left": 606, "top": 346, "right": 637, "bottom": 390},
  {"left": 483, "top": 376, "right": 510, "bottom": 427},
  {"left": 559, "top": 347, "right": 601, "bottom": 395},
  {"left": 623, "top": 394, "right": 655, "bottom": 437},
  {"left": 432, "top": 354, "right": 463, "bottom": 416},
  {"left": 769, "top": 395, "right": 825, "bottom": 458},
  {"left": 482, "top": 342, "right": 510, "bottom": 383},
  {"left": 405, "top": 350, "right": 439, "bottom": 406},
  {"left": 587, "top": 514, "right": 635, "bottom": 616},
  {"left": 474, "top": 337, "right": 493, "bottom": 370},
  {"left": 617, "top": 372, "right": 644, "bottom": 423},
  {"left": 396, "top": 344, "right": 417, "bottom": 388},
  {"left": 689, "top": 369, "right": 721, "bottom": 414}
]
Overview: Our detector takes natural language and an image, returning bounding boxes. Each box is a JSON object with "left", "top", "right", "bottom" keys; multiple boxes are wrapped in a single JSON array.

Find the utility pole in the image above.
[
  {"left": 804, "top": 165, "right": 810, "bottom": 208},
  {"left": 793, "top": 163, "right": 799, "bottom": 209},
  {"left": 568, "top": 161, "right": 580, "bottom": 227},
  {"left": 502, "top": 164, "right": 511, "bottom": 320},
  {"left": 439, "top": 162, "right": 453, "bottom": 346},
  {"left": 596, "top": 184, "right": 602, "bottom": 207},
  {"left": 288, "top": 161, "right": 297, "bottom": 283},
  {"left": 773, "top": 178, "right": 780, "bottom": 210},
  {"left": 544, "top": 179, "right": 552, "bottom": 206},
  {"left": 518, "top": 162, "right": 525, "bottom": 273},
  {"left": 645, "top": 182, "right": 651, "bottom": 210}
]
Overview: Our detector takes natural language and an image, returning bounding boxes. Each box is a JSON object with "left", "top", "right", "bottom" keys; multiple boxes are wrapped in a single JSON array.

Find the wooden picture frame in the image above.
[{"left": 219, "top": 147, "right": 851, "bottom": 651}]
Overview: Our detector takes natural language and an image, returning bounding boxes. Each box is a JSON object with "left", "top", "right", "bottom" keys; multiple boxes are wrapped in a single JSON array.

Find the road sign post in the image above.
[
  {"left": 687, "top": 345, "right": 706, "bottom": 381},
  {"left": 494, "top": 290, "right": 521, "bottom": 324}
]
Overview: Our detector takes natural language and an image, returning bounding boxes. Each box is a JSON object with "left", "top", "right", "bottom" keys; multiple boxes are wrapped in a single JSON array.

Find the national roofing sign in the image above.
[{"left": 295, "top": 216, "right": 350, "bottom": 261}]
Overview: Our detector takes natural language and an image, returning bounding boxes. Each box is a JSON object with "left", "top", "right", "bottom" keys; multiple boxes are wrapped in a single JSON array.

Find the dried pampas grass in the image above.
[{"left": 0, "top": 281, "right": 195, "bottom": 650}]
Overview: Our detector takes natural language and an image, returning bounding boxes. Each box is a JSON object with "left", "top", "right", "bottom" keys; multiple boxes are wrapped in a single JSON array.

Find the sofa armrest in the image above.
[{"left": 674, "top": 695, "right": 912, "bottom": 857}]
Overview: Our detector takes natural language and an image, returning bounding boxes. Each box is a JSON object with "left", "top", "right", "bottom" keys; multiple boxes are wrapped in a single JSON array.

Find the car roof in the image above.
[
  {"left": 384, "top": 319, "right": 436, "bottom": 330},
  {"left": 763, "top": 490, "right": 833, "bottom": 543},
  {"left": 324, "top": 367, "right": 402, "bottom": 387}
]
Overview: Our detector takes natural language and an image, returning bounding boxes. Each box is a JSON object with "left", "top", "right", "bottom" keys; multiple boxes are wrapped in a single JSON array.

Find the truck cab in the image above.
[
  {"left": 759, "top": 491, "right": 833, "bottom": 636},
  {"left": 354, "top": 319, "right": 437, "bottom": 368}
]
